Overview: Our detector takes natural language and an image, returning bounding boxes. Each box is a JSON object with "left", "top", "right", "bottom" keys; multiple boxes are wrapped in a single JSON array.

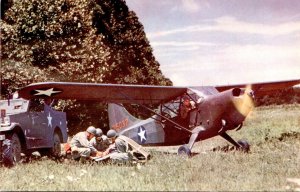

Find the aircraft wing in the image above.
[
  {"left": 18, "top": 79, "right": 300, "bottom": 104},
  {"left": 215, "top": 79, "right": 300, "bottom": 95},
  {"left": 18, "top": 82, "right": 188, "bottom": 105}
]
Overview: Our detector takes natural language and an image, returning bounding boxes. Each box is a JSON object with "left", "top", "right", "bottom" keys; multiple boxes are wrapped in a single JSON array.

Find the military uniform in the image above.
[
  {"left": 90, "top": 135, "right": 110, "bottom": 152},
  {"left": 109, "top": 136, "right": 133, "bottom": 163},
  {"left": 92, "top": 130, "right": 150, "bottom": 163},
  {"left": 70, "top": 131, "right": 97, "bottom": 159}
]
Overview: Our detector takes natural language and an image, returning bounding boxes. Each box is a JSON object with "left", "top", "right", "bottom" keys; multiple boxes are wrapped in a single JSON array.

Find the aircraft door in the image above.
[{"left": 189, "top": 108, "right": 198, "bottom": 128}]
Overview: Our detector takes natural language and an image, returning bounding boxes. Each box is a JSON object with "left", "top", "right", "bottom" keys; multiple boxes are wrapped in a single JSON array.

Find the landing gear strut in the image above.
[
  {"left": 177, "top": 126, "right": 204, "bottom": 157},
  {"left": 220, "top": 132, "right": 250, "bottom": 152}
]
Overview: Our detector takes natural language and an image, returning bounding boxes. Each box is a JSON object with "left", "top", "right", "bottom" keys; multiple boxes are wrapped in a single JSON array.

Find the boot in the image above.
[{"left": 79, "top": 156, "right": 87, "bottom": 164}]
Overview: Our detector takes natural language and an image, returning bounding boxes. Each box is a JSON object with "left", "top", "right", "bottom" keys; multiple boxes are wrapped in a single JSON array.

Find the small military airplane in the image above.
[{"left": 18, "top": 79, "right": 300, "bottom": 156}]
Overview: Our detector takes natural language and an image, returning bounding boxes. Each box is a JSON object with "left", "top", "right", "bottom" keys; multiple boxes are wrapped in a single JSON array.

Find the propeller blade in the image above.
[{"left": 233, "top": 84, "right": 255, "bottom": 116}]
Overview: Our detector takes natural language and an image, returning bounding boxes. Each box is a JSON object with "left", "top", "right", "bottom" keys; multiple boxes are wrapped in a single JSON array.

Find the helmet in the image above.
[
  {"left": 86, "top": 126, "right": 97, "bottom": 135},
  {"left": 95, "top": 128, "right": 103, "bottom": 137},
  {"left": 107, "top": 129, "right": 117, "bottom": 138}
]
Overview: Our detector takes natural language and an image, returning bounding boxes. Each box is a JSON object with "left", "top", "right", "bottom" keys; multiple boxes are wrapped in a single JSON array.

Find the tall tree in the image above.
[{"left": 1, "top": 0, "right": 172, "bottom": 134}]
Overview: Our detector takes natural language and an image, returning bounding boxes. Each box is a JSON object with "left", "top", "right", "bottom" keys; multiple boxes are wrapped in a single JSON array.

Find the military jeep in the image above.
[{"left": 0, "top": 98, "right": 68, "bottom": 167}]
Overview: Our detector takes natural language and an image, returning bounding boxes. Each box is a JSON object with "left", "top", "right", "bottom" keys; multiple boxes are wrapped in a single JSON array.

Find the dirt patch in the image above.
[{"left": 258, "top": 131, "right": 300, "bottom": 146}]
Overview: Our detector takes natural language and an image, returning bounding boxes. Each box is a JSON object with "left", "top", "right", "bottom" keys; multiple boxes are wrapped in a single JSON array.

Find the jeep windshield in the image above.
[{"left": 0, "top": 99, "right": 29, "bottom": 115}]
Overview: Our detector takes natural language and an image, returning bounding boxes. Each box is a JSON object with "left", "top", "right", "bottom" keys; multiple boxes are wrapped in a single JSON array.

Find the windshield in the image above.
[{"left": 0, "top": 99, "right": 29, "bottom": 114}]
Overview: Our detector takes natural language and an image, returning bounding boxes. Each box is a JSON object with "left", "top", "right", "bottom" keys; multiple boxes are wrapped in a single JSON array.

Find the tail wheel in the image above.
[
  {"left": 50, "top": 133, "right": 61, "bottom": 157},
  {"left": 3, "top": 133, "right": 22, "bottom": 167},
  {"left": 177, "top": 144, "right": 191, "bottom": 157}
]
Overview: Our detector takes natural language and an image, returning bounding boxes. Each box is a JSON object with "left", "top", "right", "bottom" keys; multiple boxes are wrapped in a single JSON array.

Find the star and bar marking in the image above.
[
  {"left": 138, "top": 126, "right": 147, "bottom": 143},
  {"left": 34, "top": 88, "right": 62, "bottom": 97}
]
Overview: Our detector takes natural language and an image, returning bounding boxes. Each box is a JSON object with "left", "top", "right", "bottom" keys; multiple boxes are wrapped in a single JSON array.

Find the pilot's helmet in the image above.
[
  {"left": 95, "top": 128, "right": 103, "bottom": 137},
  {"left": 86, "top": 126, "right": 97, "bottom": 135},
  {"left": 107, "top": 129, "right": 117, "bottom": 138}
]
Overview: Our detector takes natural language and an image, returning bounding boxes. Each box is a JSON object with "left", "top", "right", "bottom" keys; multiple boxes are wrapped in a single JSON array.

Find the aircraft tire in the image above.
[
  {"left": 237, "top": 139, "right": 250, "bottom": 153},
  {"left": 177, "top": 145, "right": 191, "bottom": 157}
]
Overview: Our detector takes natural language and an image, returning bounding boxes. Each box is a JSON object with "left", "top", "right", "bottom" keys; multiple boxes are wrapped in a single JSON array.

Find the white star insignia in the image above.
[
  {"left": 138, "top": 128, "right": 146, "bottom": 142},
  {"left": 47, "top": 112, "right": 53, "bottom": 127},
  {"left": 34, "top": 88, "right": 61, "bottom": 97}
]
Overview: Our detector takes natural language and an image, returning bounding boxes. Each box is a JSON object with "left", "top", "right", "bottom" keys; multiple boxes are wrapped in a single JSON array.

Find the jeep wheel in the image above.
[
  {"left": 3, "top": 133, "right": 22, "bottom": 167},
  {"left": 50, "top": 133, "right": 61, "bottom": 157}
]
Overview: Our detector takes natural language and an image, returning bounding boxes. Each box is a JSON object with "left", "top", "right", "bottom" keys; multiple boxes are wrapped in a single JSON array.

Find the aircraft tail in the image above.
[{"left": 108, "top": 103, "right": 141, "bottom": 133}]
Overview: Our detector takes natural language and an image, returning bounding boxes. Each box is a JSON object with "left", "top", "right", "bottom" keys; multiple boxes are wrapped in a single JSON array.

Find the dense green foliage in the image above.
[
  {"left": 0, "top": 0, "right": 171, "bottom": 133},
  {"left": 255, "top": 88, "right": 300, "bottom": 106}
]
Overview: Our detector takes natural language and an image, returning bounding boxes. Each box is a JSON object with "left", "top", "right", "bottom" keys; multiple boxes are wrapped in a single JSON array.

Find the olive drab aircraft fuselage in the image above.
[{"left": 18, "top": 79, "right": 300, "bottom": 156}]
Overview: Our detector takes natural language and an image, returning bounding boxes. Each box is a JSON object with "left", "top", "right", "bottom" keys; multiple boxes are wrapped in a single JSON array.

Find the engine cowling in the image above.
[
  {"left": 195, "top": 87, "right": 254, "bottom": 132},
  {"left": 223, "top": 87, "right": 254, "bottom": 130}
]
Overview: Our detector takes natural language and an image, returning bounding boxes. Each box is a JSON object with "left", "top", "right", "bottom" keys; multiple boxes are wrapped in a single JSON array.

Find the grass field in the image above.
[{"left": 1, "top": 104, "right": 300, "bottom": 191}]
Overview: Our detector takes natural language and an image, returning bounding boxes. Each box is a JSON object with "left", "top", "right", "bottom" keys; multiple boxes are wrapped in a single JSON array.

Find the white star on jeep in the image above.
[
  {"left": 47, "top": 112, "right": 52, "bottom": 127},
  {"left": 34, "top": 88, "right": 61, "bottom": 97},
  {"left": 138, "top": 127, "right": 146, "bottom": 142}
]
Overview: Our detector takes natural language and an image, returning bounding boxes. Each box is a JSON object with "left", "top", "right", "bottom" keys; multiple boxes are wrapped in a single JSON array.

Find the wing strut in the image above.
[
  {"left": 139, "top": 104, "right": 192, "bottom": 134},
  {"left": 118, "top": 91, "right": 193, "bottom": 134}
]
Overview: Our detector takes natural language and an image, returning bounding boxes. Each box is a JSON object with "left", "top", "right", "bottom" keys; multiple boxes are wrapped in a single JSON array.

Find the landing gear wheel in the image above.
[
  {"left": 237, "top": 139, "right": 250, "bottom": 153},
  {"left": 50, "top": 133, "right": 61, "bottom": 158},
  {"left": 2, "top": 133, "right": 22, "bottom": 167},
  {"left": 177, "top": 145, "right": 191, "bottom": 157}
]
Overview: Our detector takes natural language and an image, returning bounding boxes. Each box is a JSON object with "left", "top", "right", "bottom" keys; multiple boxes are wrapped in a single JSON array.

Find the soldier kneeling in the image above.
[
  {"left": 101, "top": 129, "right": 150, "bottom": 164},
  {"left": 70, "top": 126, "right": 101, "bottom": 163}
]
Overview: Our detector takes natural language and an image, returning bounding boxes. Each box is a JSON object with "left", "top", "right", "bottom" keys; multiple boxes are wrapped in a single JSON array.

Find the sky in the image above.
[{"left": 125, "top": 0, "right": 300, "bottom": 86}]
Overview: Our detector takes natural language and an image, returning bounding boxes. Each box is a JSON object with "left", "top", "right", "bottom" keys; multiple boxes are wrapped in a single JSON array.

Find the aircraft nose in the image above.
[{"left": 232, "top": 87, "right": 255, "bottom": 117}]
